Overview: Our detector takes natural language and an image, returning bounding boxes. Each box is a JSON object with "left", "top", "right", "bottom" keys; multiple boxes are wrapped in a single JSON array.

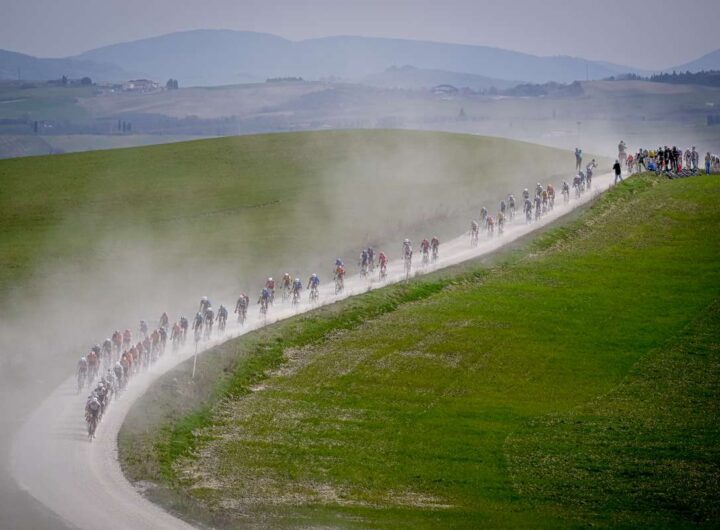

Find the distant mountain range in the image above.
[
  {"left": 1, "top": 30, "right": 719, "bottom": 87},
  {"left": 71, "top": 30, "right": 645, "bottom": 86}
]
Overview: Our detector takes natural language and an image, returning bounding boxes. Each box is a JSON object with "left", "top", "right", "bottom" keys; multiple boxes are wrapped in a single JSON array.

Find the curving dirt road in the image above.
[{"left": 12, "top": 173, "right": 616, "bottom": 530}]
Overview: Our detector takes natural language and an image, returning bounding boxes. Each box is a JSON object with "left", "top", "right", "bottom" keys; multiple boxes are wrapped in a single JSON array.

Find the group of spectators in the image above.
[{"left": 630, "top": 145, "right": 718, "bottom": 175}]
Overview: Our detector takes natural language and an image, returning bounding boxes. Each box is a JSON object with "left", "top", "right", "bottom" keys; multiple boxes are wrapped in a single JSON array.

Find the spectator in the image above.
[{"left": 613, "top": 159, "right": 623, "bottom": 184}]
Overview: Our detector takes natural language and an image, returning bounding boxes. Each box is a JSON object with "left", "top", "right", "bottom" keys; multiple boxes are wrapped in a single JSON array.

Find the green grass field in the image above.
[
  {"left": 0, "top": 130, "right": 580, "bottom": 306},
  {"left": 119, "top": 172, "right": 720, "bottom": 528}
]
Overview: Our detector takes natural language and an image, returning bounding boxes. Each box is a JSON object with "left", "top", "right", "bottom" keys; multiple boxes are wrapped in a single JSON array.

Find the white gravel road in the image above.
[{"left": 12, "top": 172, "right": 616, "bottom": 530}]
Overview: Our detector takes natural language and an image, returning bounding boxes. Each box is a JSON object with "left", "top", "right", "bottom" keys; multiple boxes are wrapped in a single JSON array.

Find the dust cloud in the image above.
[{"left": 0, "top": 125, "right": 688, "bottom": 528}]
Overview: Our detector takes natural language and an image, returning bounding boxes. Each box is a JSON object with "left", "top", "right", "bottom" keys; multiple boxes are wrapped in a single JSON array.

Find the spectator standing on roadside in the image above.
[
  {"left": 618, "top": 140, "right": 627, "bottom": 165},
  {"left": 613, "top": 159, "right": 623, "bottom": 184},
  {"left": 705, "top": 152, "right": 712, "bottom": 174},
  {"left": 691, "top": 147, "right": 699, "bottom": 170},
  {"left": 636, "top": 149, "right": 646, "bottom": 171},
  {"left": 575, "top": 147, "right": 583, "bottom": 171}
]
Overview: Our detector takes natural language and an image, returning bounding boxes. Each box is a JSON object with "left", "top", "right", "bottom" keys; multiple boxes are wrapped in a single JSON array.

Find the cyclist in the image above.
[
  {"left": 307, "top": 273, "right": 320, "bottom": 299},
  {"left": 378, "top": 252, "right": 388, "bottom": 276},
  {"left": 281, "top": 273, "right": 292, "bottom": 299},
  {"left": 77, "top": 356, "right": 88, "bottom": 390},
  {"left": 259, "top": 287, "right": 272, "bottom": 313},
  {"left": 334, "top": 263, "right": 346, "bottom": 292},
  {"left": 402, "top": 239, "right": 412, "bottom": 259},
  {"left": 171, "top": 321, "right": 182, "bottom": 349},
  {"left": 292, "top": 277, "right": 303, "bottom": 302},
  {"left": 193, "top": 311, "right": 204, "bottom": 333},
  {"left": 179, "top": 316, "right": 188, "bottom": 341},
  {"left": 480, "top": 206, "right": 488, "bottom": 226},
  {"left": 199, "top": 296, "right": 211, "bottom": 315},
  {"left": 216, "top": 305, "right": 228, "bottom": 330},
  {"left": 360, "top": 249, "right": 369, "bottom": 275},
  {"left": 235, "top": 294, "right": 249, "bottom": 321},
  {"left": 420, "top": 238, "right": 430, "bottom": 260},
  {"left": 430, "top": 236, "right": 439, "bottom": 260},
  {"left": 265, "top": 278, "right": 275, "bottom": 304}
]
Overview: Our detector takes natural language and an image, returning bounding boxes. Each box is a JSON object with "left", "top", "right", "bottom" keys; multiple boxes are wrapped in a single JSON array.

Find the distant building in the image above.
[
  {"left": 431, "top": 84, "right": 459, "bottom": 96},
  {"left": 122, "top": 79, "right": 160, "bottom": 92}
]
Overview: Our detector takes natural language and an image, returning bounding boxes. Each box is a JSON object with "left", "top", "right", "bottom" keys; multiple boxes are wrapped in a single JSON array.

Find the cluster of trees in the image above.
[
  {"left": 500, "top": 81, "right": 583, "bottom": 97},
  {"left": 266, "top": 77, "right": 304, "bottom": 83},
  {"left": 48, "top": 75, "right": 92, "bottom": 86},
  {"left": 117, "top": 120, "right": 132, "bottom": 133},
  {"left": 166, "top": 79, "right": 179, "bottom": 90},
  {"left": 431, "top": 81, "right": 583, "bottom": 98},
  {"left": 609, "top": 70, "right": 720, "bottom": 88}
]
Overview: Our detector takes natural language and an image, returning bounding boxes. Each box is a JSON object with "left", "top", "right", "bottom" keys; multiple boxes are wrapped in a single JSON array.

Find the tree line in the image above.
[{"left": 609, "top": 70, "right": 720, "bottom": 88}]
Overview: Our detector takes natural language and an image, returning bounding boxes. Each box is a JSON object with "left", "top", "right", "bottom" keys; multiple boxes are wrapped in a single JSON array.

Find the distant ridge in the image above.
[
  {"left": 4, "top": 30, "right": 718, "bottom": 87},
  {"left": 672, "top": 48, "right": 720, "bottom": 73},
  {"left": 72, "top": 30, "right": 645, "bottom": 86},
  {"left": 363, "top": 65, "right": 518, "bottom": 91}
]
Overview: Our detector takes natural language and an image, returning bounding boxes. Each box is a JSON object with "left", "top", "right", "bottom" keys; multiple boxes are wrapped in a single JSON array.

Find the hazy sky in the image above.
[{"left": 3, "top": 0, "right": 720, "bottom": 69}]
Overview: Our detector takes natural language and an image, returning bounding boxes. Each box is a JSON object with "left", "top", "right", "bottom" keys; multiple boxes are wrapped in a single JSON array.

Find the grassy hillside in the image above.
[
  {"left": 0, "top": 134, "right": 55, "bottom": 159},
  {"left": 0, "top": 83, "right": 94, "bottom": 121},
  {"left": 120, "top": 173, "right": 720, "bottom": 528},
  {"left": 42, "top": 134, "right": 213, "bottom": 153},
  {"left": 0, "top": 130, "right": 578, "bottom": 304}
]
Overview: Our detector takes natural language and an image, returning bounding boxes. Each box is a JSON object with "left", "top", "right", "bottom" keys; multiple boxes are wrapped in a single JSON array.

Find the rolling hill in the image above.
[
  {"left": 0, "top": 130, "right": 579, "bottom": 300},
  {"left": 0, "top": 48, "right": 128, "bottom": 82},
  {"left": 363, "top": 65, "right": 518, "bottom": 91},
  {"left": 119, "top": 172, "right": 720, "bottom": 528},
  {"left": 673, "top": 47, "right": 720, "bottom": 72},
  {"left": 0, "top": 131, "right": 587, "bottom": 393}
]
